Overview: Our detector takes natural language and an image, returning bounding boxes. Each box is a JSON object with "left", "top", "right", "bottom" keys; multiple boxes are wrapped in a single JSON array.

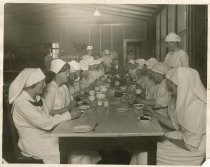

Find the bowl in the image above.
[
  {"left": 94, "top": 86, "right": 100, "bottom": 91},
  {"left": 89, "top": 95, "right": 95, "bottom": 101},
  {"left": 135, "top": 89, "right": 142, "bottom": 95},
  {"left": 120, "top": 86, "right": 127, "bottom": 92},
  {"left": 101, "top": 87, "right": 108, "bottom": 93},
  {"left": 89, "top": 90, "right": 95, "bottom": 96},
  {"left": 133, "top": 103, "right": 144, "bottom": 110},
  {"left": 137, "top": 115, "right": 152, "bottom": 122}
]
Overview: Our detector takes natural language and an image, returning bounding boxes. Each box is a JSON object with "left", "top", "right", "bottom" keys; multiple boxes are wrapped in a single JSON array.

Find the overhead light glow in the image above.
[{"left": 94, "top": 8, "right": 101, "bottom": 17}]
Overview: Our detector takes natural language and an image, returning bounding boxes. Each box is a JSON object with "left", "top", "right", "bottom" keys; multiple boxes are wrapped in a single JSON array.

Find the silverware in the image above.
[{"left": 92, "top": 122, "right": 98, "bottom": 132}]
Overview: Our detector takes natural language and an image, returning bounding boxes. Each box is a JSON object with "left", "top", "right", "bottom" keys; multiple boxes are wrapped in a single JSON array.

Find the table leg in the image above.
[
  {"left": 147, "top": 148, "right": 156, "bottom": 165},
  {"left": 59, "top": 139, "right": 68, "bottom": 164}
]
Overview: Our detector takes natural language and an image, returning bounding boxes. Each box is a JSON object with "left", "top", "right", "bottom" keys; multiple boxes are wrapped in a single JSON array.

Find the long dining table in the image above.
[{"left": 51, "top": 96, "right": 164, "bottom": 164}]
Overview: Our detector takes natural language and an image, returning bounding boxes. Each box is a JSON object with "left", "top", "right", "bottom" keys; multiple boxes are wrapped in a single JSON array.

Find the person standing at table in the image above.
[
  {"left": 9, "top": 68, "right": 72, "bottom": 164},
  {"left": 82, "top": 45, "right": 94, "bottom": 61},
  {"left": 146, "top": 67, "right": 205, "bottom": 165},
  {"left": 164, "top": 32, "right": 189, "bottom": 68},
  {"left": 43, "top": 59, "right": 101, "bottom": 164}
]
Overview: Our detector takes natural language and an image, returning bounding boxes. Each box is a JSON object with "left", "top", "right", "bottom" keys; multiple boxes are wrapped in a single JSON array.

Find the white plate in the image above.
[
  {"left": 133, "top": 103, "right": 144, "bottom": 110},
  {"left": 137, "top": 116, "right": 152, "bottom": 123},
  {"left": 115, "top": 107, "right": 129, "bottom": 113},
  {"left": 79, "top": 105, "right": 90, "bottom": 110},
  {"left": 71, "top": 125, "right": 92, "bottom": 133}
]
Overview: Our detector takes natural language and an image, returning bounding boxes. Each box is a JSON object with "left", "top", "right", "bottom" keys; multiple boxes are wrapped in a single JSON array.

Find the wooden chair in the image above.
[{"left": 3, "top": 92, "right": 43, "bottom": 163}]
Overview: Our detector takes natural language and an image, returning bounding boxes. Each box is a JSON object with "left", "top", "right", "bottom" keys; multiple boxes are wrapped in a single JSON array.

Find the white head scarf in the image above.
[
  {"left": 50, "top": 59, "right": 66, "bottom": 73},
  {"left": 135, "top": 59, "right": 145, "bottom": 69},
  {"left": 165, "top": 32, "right": 181, "bottom": 43},
  {"left": 167, "top": 67, "right": 206, "bottom": 133},
  {"left": 146, "top": 58, "right": 158, "bottom": 69},
  {"left": 104, "top": 49, "right": 110, "bottom": 55},
  {"left": 151, "top": 62, "right": 168, "bottom": 75},
  {"left": 128, "top": 59, "right": 135, "bottom": 65},
  {"left": 9, "top": 68, "right": 45, "bottom": 104},
  {"left": 86, "top": 45, "right": 93, "bottom": 50},
  {"left": 68, "top": 60, "right": 80, "bottom": 73},
  {"left": 166, "top": 68, "right": 177, "bottom": 84}
]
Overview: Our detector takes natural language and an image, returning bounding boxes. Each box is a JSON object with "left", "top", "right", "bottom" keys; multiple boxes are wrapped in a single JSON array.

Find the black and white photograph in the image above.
[{"left": 1, "top": 1, "right": 209, "bottom": 166}]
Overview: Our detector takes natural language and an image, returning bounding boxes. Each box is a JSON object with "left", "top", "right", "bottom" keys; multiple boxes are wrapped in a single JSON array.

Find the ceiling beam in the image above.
[
  {"left": 88, "top": 4, "right": 153, "bottom": 17},
  {"left": 107, "top": 4, "right": 157, "bottom": 14},
  {"left": 125, "top": 4, "right": 161, "bottom": 10}
]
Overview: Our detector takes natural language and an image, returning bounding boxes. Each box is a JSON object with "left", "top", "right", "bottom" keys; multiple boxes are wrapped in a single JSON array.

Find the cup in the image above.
[
  {"left": 89, "top": 90, "right": 95, "bottom": 96},
  {"left": 97, "top": 100, "right": 103, "bottom": 106},
  {"left": 103, "top": 100, "right": 109, "bottom": 107}
]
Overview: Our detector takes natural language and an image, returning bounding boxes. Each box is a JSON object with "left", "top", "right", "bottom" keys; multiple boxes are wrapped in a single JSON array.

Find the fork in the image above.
[{"left": 92, "top": 122, "right": 98, "bottom": 132}]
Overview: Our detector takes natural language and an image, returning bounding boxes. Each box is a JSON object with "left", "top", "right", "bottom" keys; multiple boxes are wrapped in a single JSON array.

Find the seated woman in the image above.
[
  {"left": 98, "top": 59, "right": 105, "bottom": 78},
  {"left": 137, "top": 62, "right": 171, "bottom": 115},
  {"left": 144, "top": 58, "right": 159, "bottom": 99},
  {"left": 68, "top": 60, "right": 81, "bottom": 98},
  {"left": 43, "top": 59, "right": 101, "bottom": 164},
  {"left": 152, "top": 67, "right": 205, "bottom": 165},
  {"left": 79, "top": 61, "right": 90, "bottom": 91},
  {"left": 9, "top": 68, "right": 72, "bottom": 164},
  {"left": 43, "top": 59, "right": 79, "bottom": 116}
]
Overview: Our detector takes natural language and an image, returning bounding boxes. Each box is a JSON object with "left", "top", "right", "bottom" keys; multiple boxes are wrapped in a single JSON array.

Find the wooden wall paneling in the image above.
[
  {"left": 101, "top": 25, "right": 111, "bottom": 52},
  {"left": 90, "top": 24, "right": 100, "bottom": 57},
  {"left": 69, "top": 24, "right": 89, "bottom": 56},
  {"left": 188, "top": 5, "right": 207, "bottom": 87},
  {"left": 123, "top": 25, "right": 134, "bottom": 39},
  {"left": 167, "top": 5, "right": 176, "bottom": 33},
  {"left": 161, "top": 7, "right": 167, "bottom": 39},
  {"left": 156, "top": 42, "right": 160, "bottom": 61},
  {"left": 178, "top": 31, "right": 187, "bottom": 52},
  {"left": 133, "top": 23, "right": 146, "bottom": 40},
  {"left": 113, "top": 25, "right": 123, "bottom": 63},
  {"left": 156, "top": 14, "right": 160, "bottom": 41},
  {"left": 177, "top": 5, "right": 187, "bottom": 33},
  {"left": 160, "top": 39, "right": 166, "bottom": 61}
]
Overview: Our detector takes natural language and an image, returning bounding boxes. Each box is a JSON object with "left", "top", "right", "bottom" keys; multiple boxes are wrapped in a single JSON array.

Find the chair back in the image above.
[
  {"left": 3, "top": 92, "right": 43, "bottom": 163},
  {"left": 3, "top": 92, "right": 20, "bottom": 160}
]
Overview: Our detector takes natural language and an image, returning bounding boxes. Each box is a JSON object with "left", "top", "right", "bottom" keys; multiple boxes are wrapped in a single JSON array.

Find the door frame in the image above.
[{"left": 123, "top": 39, "right": 145, "bottom": 67}]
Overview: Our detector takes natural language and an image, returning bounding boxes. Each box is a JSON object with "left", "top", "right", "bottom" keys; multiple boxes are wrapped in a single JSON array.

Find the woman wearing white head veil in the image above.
[
  {"left": 131, "top": 67, "right": 206, "bottom": 165},
  {"left": 43, "top": 59, "right": 101, "bottom": 164},
  {"left": 9, "top": 68, "right": 72, "bottom": 164},
  {"left": 164, "top": 32, "right": 189, "bottom": 68},
  {"left": 43, "top": 59, "right": 80, "bottom": 117},
  {"left": 156, "top": 67, "right": 206, "bottom": 165},
  {"left": 136, "top": 62, "right": 172, "bottom": 115}
]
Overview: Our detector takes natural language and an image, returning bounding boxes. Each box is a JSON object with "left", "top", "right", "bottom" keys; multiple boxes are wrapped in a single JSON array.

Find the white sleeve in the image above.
[
  {"left": 180, "top": 53, "right": 189, "bottom": 67},
  {"left": 14, "top": 101, "right": 71, "bottom": 131},
  {"left": 43, "top": 86, "right": 56, "bottom": 111}
]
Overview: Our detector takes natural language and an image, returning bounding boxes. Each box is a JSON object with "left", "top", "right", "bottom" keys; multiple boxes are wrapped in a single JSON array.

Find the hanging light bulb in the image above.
[{"left": 94, "top": 8, "right": 101, "bottom": 17}]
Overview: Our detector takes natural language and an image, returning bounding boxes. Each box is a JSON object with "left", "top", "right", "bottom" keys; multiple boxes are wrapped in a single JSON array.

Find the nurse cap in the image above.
[{"left": 165, "top": 32, "right": 181, "bottom": 43}]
